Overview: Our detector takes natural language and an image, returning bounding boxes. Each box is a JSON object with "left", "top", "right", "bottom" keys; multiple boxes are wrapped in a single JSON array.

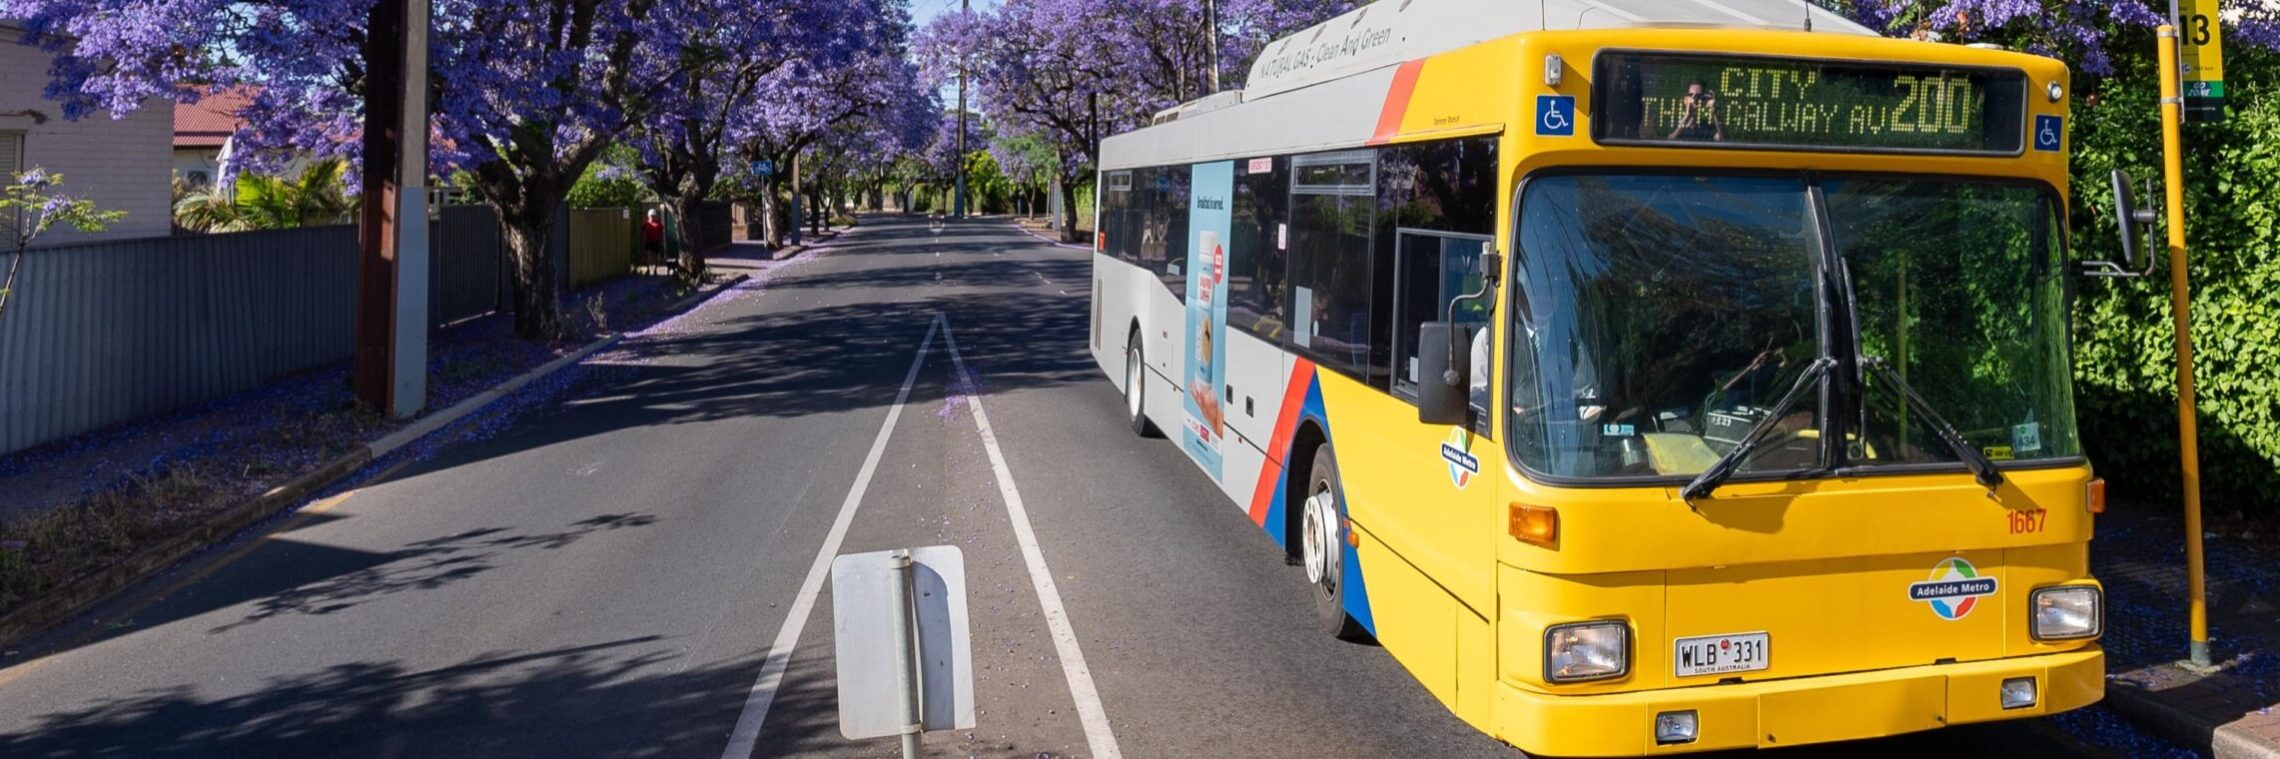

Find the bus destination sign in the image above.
[{"left": 1593, "top": 53, "right": 2029, "bottom": 155}]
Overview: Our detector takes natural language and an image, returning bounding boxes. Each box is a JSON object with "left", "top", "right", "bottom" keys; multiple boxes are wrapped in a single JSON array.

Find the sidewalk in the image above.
[
  {"left": 1009, "top": 214, "right": 1093, "bottom": 244},
  {"left": 2093, "top": 501, "right": 2280, "bottom": 758}
]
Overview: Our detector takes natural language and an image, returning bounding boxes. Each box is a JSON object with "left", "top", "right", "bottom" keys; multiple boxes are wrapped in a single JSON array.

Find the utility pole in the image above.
[
  {"left": 790, "top": 151, "right": 802, "bottom": 248},
  {"left": 1205, "top": 0, "right": 1220, "bottom": 93},
  {"left": 953, "top": 0, "right": 969, "bottom": 219},
  {"left": 353, "top": 0, "right": 430, "bottom": 419}
]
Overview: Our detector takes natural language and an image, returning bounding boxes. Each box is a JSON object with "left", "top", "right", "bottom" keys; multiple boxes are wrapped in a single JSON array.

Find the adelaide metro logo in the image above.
[
  {"left": 1440, "top": 429, "right": 1480, "bottom": 490},
  {"left": 1908, "top": 558, "right": 1998, "bottom": 621}
]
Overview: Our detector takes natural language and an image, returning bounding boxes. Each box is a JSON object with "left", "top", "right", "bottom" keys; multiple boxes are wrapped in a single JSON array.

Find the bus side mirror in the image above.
[
  {"left": 2083, "top": 169, "right": 2158, "bottom": 278},
  {"left": 1418, "top": 322, "right": 1469, "bottom": 426}
]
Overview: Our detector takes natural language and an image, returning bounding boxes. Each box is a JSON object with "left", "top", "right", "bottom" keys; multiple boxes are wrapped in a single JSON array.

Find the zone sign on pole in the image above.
[{"left": 2180, "top": 0, "right": 2226, "bottom": 122}]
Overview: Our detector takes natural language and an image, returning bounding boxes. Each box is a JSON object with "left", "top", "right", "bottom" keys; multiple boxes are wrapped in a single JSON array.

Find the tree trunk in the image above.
[
  {"left": 672, "top": 193, "right": 707, "bottom": 275},
  {"left": 760, "top": 175, "right": 784, "bottom": 248},
  {"left": 500, "top": 210, "right": 563, "bottom": 340},
  {"left": 1059, "top": 178, "right": 1082, "bottom": 244},
  {"left": 809, "top": 186, "right": 824, "bottom": 235}
]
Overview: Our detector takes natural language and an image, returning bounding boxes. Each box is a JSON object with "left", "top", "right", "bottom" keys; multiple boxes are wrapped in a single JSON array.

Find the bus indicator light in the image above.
[
  {"left": 1510, "top": 503, "right": 1558, "bottom": 548},
  {"left": 2087, "top": 478, "right": 2107, "bottom": 514}
]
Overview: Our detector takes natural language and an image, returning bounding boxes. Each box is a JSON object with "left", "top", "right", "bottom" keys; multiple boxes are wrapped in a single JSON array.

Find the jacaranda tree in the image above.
[
  {"left": 733, "top": 0, "right": 930, "bottom": 247},
  {"left": 918, "top": 0, "right": 1355, "bottom": 240},
  {"left": 629, "top": 0, "right": 887, "bottom": 272},
  {"left": 0, "top": 0, "right": 774, "bottom": 339}
]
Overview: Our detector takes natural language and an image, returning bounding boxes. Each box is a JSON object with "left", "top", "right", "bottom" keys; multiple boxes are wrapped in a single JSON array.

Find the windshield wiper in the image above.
[
  {"left": 1860, "top": 356, "right": 2007, "bottom": 489},
  {"left": 1681, "top": 357, "right": 1835, "bottom": 501}
]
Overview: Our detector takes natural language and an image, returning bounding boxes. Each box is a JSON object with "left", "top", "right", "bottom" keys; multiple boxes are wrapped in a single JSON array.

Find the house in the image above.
[
  {"left": 0, "top": 22, "right": 172, "bottom": 243},
  {"left": 174, "top": 86, "right": 251, "bottom": 189}
]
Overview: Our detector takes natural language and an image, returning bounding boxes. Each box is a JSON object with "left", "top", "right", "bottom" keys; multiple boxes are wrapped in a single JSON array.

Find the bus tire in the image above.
[
  {"left": 1124, "top": 334, "right": 1161, "bottom": 438},
  {"left": 1302, "top": 443, "right": 1369, "bottom": 641}
]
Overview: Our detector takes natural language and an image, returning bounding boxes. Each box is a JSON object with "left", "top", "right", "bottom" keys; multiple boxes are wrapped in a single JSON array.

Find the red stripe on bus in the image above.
[
  {"left": 1248, "top": 360, "right": 1318, "bottom": 526},
  {"left": 1368, "top": 59, "right": 1427, "bottom": 146}
]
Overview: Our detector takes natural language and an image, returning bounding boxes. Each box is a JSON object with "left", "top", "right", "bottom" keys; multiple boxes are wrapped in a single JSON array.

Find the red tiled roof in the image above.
[{"left": 174, "top": 86, "right": 253, "bottom": 149}]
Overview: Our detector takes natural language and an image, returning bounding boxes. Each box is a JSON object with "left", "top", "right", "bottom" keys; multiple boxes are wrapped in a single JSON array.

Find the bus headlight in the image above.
[
  {"left": 1545, "top": 621, "right": 1629, "bottom": 683},
  {"left": 2031, "top": 585, "right": 2103, "bottom": 641}
]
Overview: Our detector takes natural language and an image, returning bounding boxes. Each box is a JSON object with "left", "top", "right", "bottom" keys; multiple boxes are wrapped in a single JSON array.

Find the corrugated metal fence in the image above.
[{"left": 0, "top": 205, "right": 522, "bottom": 455}]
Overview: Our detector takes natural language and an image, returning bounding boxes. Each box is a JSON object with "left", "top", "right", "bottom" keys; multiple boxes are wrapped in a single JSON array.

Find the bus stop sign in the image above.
[{"left": 2180, "top": 0, "right": 2226, "bottom": 122}]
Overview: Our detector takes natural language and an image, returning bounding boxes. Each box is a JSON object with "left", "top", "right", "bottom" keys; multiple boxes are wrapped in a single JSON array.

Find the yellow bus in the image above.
[{"left": 1088, "top": 0, "right": 2106, "bottom": 753}]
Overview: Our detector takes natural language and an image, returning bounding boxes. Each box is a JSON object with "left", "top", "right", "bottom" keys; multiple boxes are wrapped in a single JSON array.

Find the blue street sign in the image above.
[
  {"left": 2033, "top": 115, "right": 2063, "bottom": 153},
  {"left": 1537, "top": 95, "right": 1576, "bottom": 137},
  {"left": 752, "top": 160, "right": 775, "bottom": 177}
]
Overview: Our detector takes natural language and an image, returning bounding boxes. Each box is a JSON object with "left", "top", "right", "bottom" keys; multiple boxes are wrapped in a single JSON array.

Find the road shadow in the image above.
[
  {"left": 0, "top": 636, "right": 770, "bottom": 758},
  {"left": 0, "top": 218, "right": 1111, "bottom": 756}
]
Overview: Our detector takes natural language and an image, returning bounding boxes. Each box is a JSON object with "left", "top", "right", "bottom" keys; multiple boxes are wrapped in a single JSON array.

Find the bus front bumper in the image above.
[{"left": 1494, "top": 648, "right": 2103, "bottom": 756}]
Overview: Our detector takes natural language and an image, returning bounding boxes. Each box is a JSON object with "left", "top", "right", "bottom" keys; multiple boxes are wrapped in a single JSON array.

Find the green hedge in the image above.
[{"left": 2070, "top": 38, "right": 2280, "bottom": 509}]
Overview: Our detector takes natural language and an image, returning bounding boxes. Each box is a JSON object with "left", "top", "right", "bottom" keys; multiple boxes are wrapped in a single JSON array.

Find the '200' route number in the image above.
[{"left": 2008, "top": 509, "right": 2047, "bottom": 534}]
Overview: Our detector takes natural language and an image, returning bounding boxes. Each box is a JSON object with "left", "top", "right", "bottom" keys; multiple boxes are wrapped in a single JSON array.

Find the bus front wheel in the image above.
[
  {"left": 1302, "top": 444, "right": 1369, "bottom": 641},
  {"left": 1124, "top": 336, "right": 1160, "bottom": 438}
]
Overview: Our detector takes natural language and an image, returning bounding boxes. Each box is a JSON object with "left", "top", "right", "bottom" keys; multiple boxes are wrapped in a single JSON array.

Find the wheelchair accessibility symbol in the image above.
[
  {"left": 2034, "top": 114, "right": 2063, "bottom": 152},
  {"left": 1537, "top": 95, "right": 1576, "bottom": 137}
]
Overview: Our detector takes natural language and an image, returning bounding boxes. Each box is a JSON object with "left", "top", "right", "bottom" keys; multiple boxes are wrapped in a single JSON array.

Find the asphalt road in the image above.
[{"left": 0, "top": 216, "right": 2149, "bottom": 758}]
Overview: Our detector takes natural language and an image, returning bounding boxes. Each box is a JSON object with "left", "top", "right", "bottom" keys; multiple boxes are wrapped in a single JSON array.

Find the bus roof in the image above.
[{"left": 1241, "top": 0, "right": 1875, "bottom": 101}]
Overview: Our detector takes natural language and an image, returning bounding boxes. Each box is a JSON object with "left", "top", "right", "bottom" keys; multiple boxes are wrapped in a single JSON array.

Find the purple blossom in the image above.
[{"left": 1821, "top": 0, "right": 2280, "bottom": 76}]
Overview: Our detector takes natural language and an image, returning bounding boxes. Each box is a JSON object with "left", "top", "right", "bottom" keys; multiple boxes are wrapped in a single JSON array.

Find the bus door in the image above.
[{"left": 1372, "top": 229, "right": 1500, "bottom": 611}]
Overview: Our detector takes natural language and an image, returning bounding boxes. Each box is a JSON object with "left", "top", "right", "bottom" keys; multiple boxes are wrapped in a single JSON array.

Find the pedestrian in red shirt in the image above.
[{"left": 641, "top": 209, "right": 665, "bottom": 274}]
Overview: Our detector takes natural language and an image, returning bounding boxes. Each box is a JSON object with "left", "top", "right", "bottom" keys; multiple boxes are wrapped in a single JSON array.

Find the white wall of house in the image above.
[
  {"left": 0, "top": 25, "right": 173, "bottom": 245},
  {"left": 174, "top": 147, "right": 222, "bottom": 187}
]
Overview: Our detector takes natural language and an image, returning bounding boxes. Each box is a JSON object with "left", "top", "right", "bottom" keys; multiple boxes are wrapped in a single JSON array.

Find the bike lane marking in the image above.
[
  {"left": 941, "top": 313, "right": 1125, "bottom": 759},
  {"left": 719, "top": 316, "right": 940, "bottom": 759}
]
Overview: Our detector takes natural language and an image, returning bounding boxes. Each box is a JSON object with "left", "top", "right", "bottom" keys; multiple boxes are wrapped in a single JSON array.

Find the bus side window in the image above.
[
  {"left": 1229, "top": 157, "right": 1288, "bottom": 340},
  {"left": 1104, "top": 171, "right": 1135, "bottom": 265},
  {"left": 1128, "top": 166, "right": 1192, "bottom": 302},
  {"left": 1289, "top": 151, "right": 1376, "bottom": 376}
]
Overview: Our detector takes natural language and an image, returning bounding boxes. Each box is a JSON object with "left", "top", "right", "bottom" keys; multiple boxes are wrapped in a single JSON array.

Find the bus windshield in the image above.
[{"left": 1508, "top": 173, "right": 2078, "bottom": 482}]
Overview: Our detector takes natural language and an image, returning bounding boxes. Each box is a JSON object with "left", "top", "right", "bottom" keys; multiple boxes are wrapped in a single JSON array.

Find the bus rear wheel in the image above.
[
  {"left": 1302, "top": 444, "right": 1369, "bottom": 641},
  {"left": 1124, "top": 336, "right": 1160, "bottom": 438}
]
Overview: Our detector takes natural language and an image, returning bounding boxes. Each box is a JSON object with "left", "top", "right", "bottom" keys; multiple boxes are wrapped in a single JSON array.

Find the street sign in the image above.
[
  {"left": 752, "top": 159, "right": 775, "bottom": 177},
  {"left": 2179, "top": 0, "right": 2226, "bottom": 122},
  {"left": 830, "top": 546, "right": 975, "bottom": 745}
]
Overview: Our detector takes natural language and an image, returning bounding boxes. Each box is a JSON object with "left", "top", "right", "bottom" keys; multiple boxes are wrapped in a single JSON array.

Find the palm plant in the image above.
[{"left": 171, "top": 159, "right": 357, "bottom": 233}]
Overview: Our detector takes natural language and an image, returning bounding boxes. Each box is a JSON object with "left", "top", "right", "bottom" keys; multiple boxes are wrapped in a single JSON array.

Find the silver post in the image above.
[
  {"left": 888, "top": 549, "right": 922, "bottom": 759},
  {"left": 954, "top": 0, "right": 969, "bottom": 219}
]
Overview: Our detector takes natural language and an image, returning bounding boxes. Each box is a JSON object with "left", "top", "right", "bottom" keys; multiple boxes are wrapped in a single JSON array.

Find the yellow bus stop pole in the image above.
[{"left": 2157, "top": 24, "right": 2214, "bottom": 670}]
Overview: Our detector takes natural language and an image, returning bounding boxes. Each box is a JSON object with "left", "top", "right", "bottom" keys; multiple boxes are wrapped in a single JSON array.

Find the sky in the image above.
[{"left": 909, "top": 0, "right": 998, "bottom": 30}]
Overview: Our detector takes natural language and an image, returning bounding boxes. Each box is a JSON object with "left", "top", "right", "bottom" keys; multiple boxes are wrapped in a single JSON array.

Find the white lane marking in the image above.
[
  {"left": 939, "top": 315, "right": 1124, "bottom": 759},
  {"left": 720, "top": 317, "right": 942, "bottom": 759}
]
